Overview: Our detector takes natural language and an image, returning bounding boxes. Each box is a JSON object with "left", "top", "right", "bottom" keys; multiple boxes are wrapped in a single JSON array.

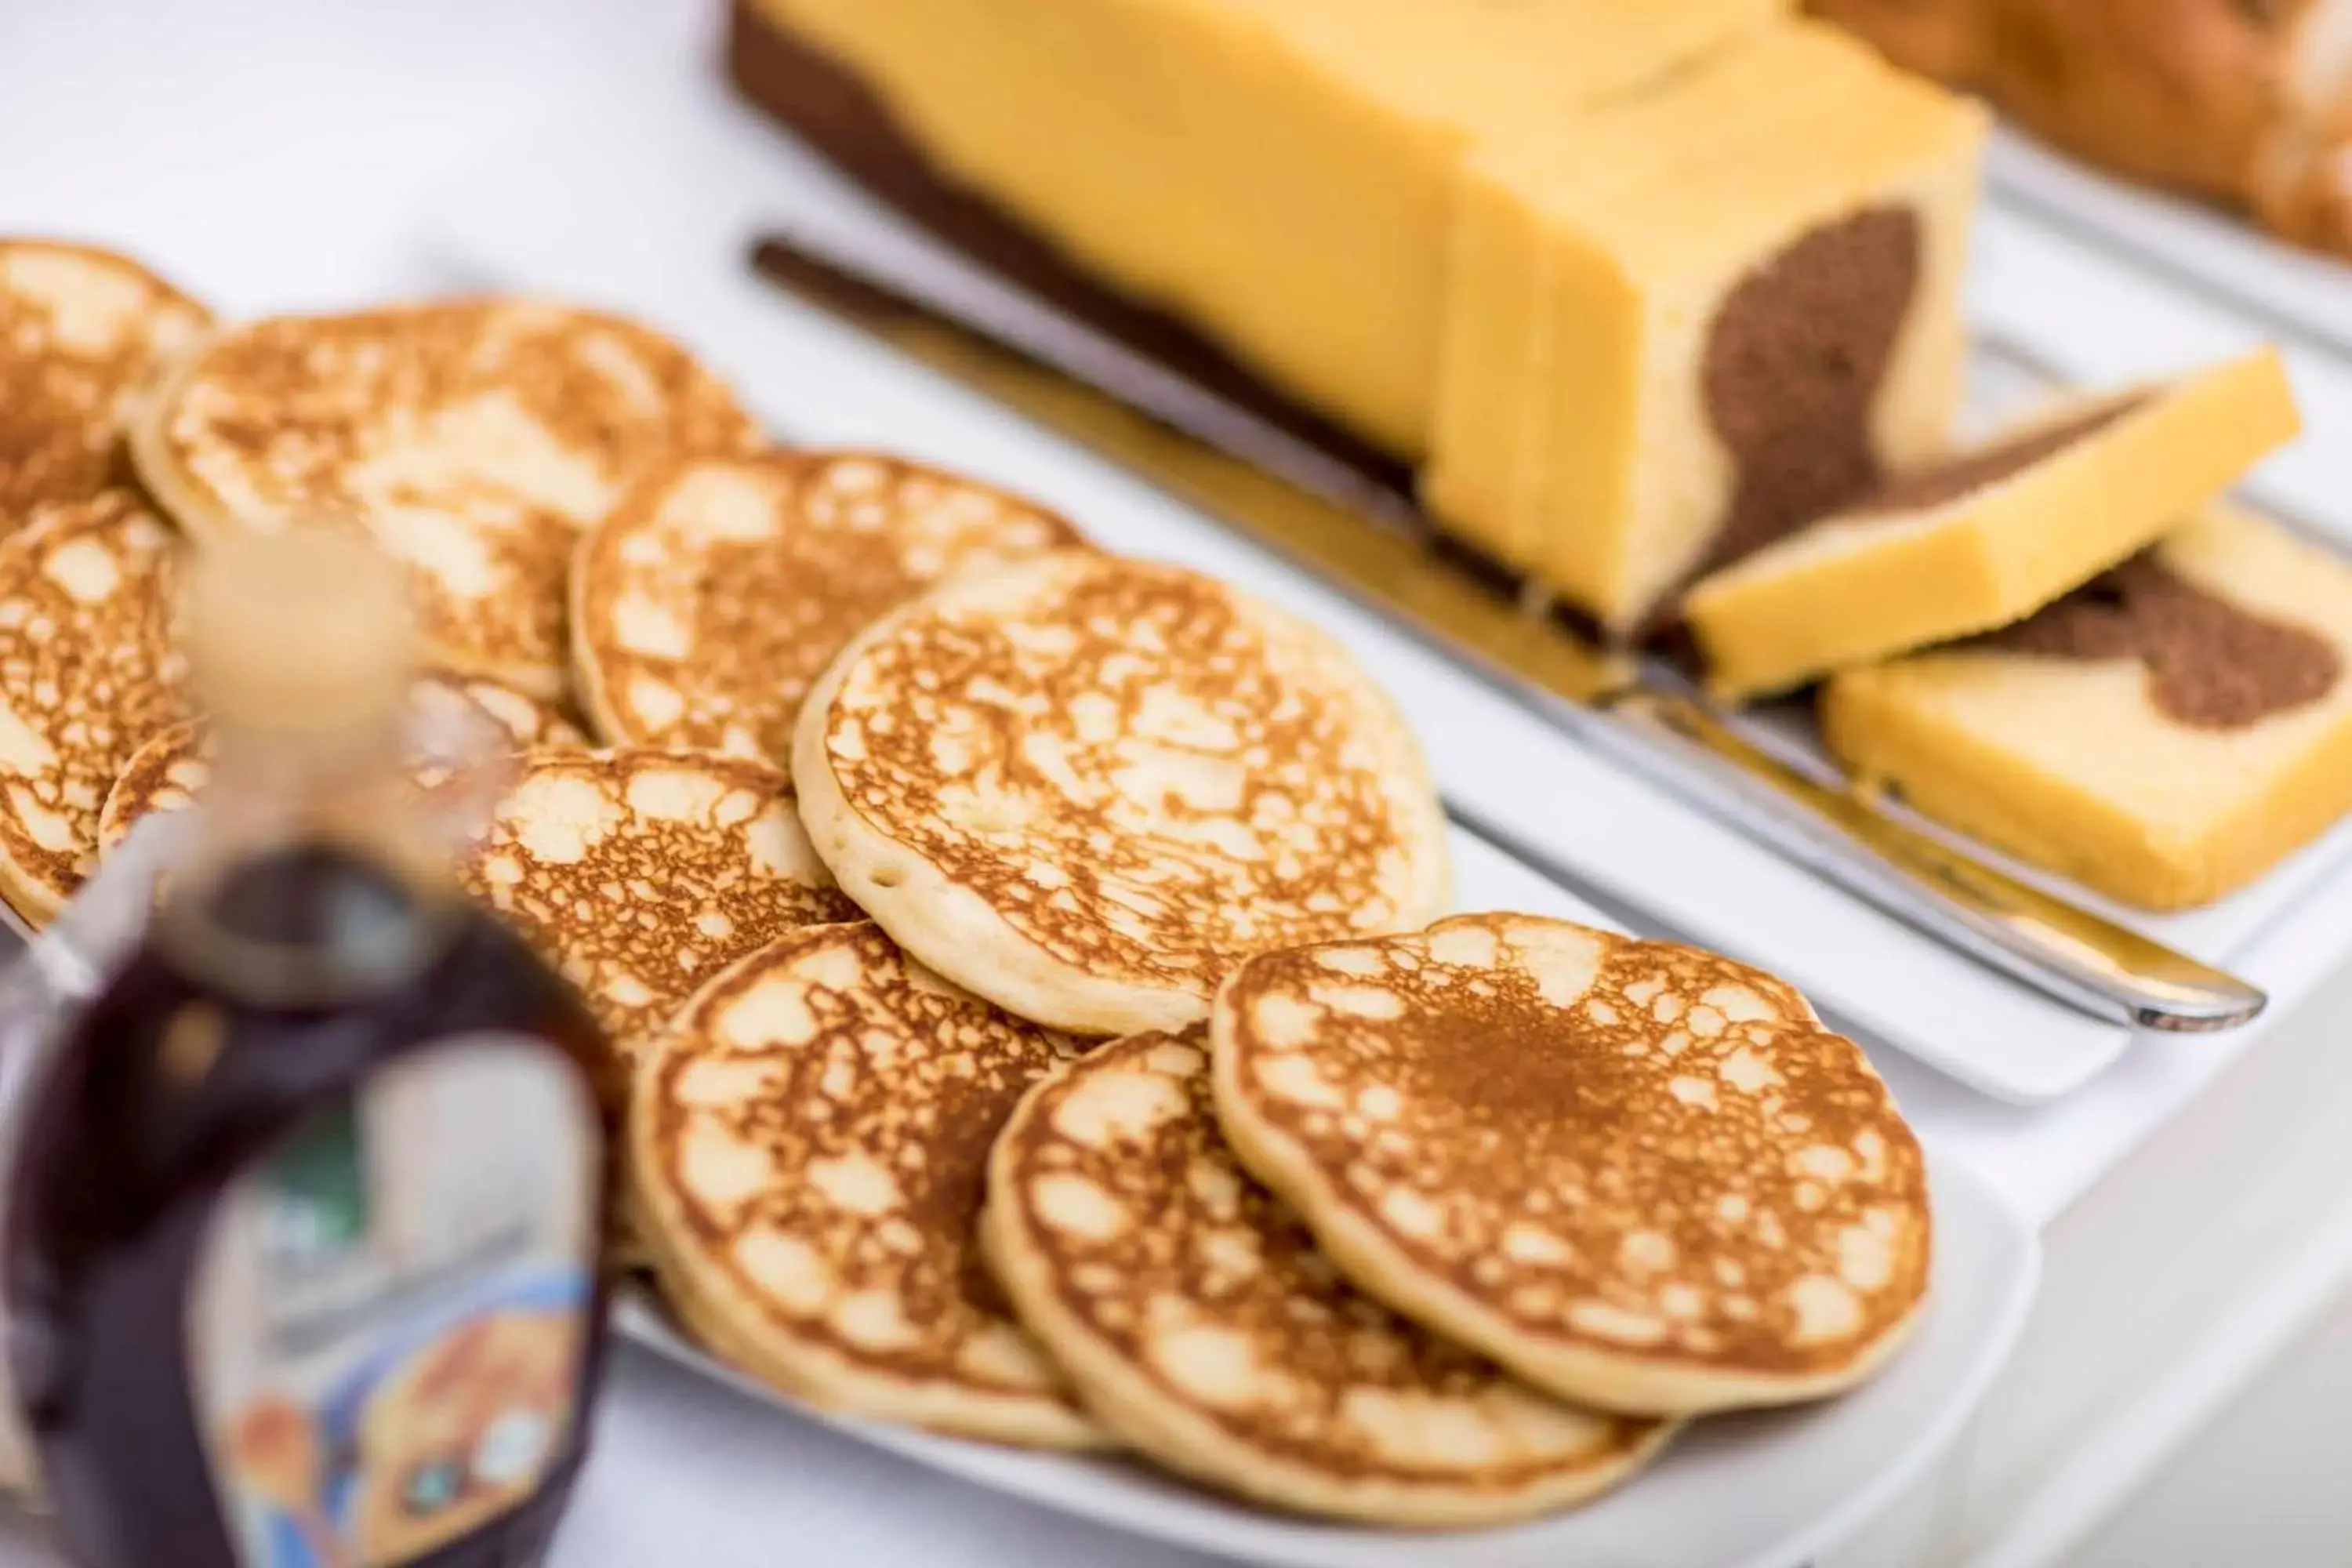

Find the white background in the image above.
[{"left": 8, "top": 2, "right": 2352, "bottom": 1565}]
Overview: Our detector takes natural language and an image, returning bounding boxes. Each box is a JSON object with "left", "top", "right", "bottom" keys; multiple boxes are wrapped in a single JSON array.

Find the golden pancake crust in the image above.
[{"left": 1212, "top": 914, "right": 1932, "bottom": 1415}]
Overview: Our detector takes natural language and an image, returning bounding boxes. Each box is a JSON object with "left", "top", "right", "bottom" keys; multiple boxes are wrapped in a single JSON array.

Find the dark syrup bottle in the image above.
[{"left": 5, "top": 534, "right": 614, "bottom": 1568}]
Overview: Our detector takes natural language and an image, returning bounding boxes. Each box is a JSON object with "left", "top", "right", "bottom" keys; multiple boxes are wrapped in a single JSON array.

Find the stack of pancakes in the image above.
[{"left": 2, "top": 235, "right": 1933, "bottom": 1526}]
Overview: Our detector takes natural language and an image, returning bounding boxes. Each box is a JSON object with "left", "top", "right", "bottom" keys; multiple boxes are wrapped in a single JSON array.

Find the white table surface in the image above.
[{"left": 0, "top": 2, "right": 2340, "bottom": 1564}]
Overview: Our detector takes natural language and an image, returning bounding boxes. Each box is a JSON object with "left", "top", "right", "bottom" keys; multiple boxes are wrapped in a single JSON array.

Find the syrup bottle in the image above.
[{"left": 5, "top": 533, "right": 613, "bottom": 1568}]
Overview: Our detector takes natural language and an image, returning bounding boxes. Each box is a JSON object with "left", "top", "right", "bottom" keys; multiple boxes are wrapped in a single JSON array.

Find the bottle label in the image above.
[{"left": 187, "top": 1035, "right": 601, "bottom": 1567}]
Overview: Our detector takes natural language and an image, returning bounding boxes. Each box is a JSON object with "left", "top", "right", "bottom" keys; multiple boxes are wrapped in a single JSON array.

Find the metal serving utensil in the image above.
[{"left": 746, "top": 231, "right": 2266, "bottom": 1034}]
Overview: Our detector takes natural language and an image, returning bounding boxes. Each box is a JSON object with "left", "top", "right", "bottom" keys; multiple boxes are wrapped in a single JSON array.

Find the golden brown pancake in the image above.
[
  {"left": 985, "top": 1026, "right": 1675, "bottom": 1523},
  {"left": 95, "top": 673, "right": 584, "bottom": 858},
  {"left": 452, "top": 747, "right": 856, "bottom": 1062},
  {"left": 630, "top": 920, "right": 1104, "bottom": 1447},
  {"left": 572, "top": 449, "right": 1083, "bottom": 764},
  {"left": 791, "top": 551, "right": 1451, "bottom": 1037},
  {"left": 0, "top": 492, "right": 189, "bottom": 923},
  {"left": 1211, "top": 914, "right": 1933, "bottom": 1416},
  {"left": 132, "top": 299, "right": 757, "bottom": 697},
  {"left": 0, "top": 240, "right": 209, "bottom": 527}
]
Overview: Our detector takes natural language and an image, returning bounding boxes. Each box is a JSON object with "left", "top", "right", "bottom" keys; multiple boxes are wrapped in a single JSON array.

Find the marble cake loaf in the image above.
[{"left": 726, "top": 0, "right": 1984, "bottom": 635}]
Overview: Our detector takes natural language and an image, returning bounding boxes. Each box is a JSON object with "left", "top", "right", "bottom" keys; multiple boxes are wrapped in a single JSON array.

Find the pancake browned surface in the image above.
[
  {"left": 985, "top": 1027, "right": 1674, "bottom": 1524},
  {"left": 1211, "top": 914, "right": 1932, "bottom": 1417},
  {"left": 0, "top": 492, "right": 188, "bottom": 924},
  {"left": 630, "top": 920, "right": 1103, "bottom": 1446},
  {"left": 574, "top": 449, "right": 1083, "bottom": 762},
  {"left": 96, "top": 673, "right": 581, "bottom": 857},
  {"left": 792, "top": 551, "right": 1450, "bottom": 1036},
  {"left": 0, "top": 240, "right": 209, "bottom": 525},
  {"left": 453, "top": 747, "right": 855, "bottom": 1062},
  {"left": 131, "top": 299, "right": 757, "bottom": 698}
]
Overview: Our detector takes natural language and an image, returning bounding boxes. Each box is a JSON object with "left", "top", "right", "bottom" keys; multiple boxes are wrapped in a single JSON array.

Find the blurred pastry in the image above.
[
  {"left": 0, "top": 239, "right": 208, "bottom": 528},
  {"left": 1813, "top": 0, "right": 2352, "bottom": 257},
  {"left": 132, "top": 300, "right": 757, "bottom": 699}
]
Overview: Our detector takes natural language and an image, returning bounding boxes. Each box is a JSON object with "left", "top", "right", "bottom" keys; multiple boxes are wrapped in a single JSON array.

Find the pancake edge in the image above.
[
  {"left": 980, "top": 1055, "right": 1676, "bottom": 1525},
  {"left": 566, "top": 506, "right": 641, "bottom": 746},
  {"left": 1205, "top": 949, "right": 1932, "bottom": 1417},
  {"left": 0, "top": 497, "right": 183, "bottom": 927},
  {"left": 625, "top": 935, "right": 1111, "bottom": 1450}
]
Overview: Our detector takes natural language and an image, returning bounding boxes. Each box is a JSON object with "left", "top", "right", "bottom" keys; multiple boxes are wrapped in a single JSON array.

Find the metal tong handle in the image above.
[{"left": 1608, "top": 692, "right": 2266, "bottom": 1031}]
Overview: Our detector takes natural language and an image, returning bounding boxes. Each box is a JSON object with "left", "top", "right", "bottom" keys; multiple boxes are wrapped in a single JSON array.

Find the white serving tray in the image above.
[
  {"left": 608, "top": 826, "right": 2039, "bottom": 1568},
  {"left": 1990, "top": 127, "right": 2352, "bottom": 365},
  {"left": 424, "top": 66, "right": 2352, "bottom": 1108}
]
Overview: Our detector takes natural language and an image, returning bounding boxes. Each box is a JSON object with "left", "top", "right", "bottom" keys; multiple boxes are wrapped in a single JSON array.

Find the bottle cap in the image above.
[{"left": 183, "top": 531, "right": 414, "bottom": 731}]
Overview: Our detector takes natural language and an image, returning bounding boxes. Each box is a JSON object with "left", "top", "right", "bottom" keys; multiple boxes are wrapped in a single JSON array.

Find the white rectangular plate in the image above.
[
  {"left": 612, "top": 827, "right": 2039, "bottom": 1568},
  {"left": 423, "top": 64, "right": 2352, "bottom": 1114}
]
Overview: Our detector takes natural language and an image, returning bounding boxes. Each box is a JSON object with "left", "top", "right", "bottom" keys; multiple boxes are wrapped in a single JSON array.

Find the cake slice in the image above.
[
  {"left": 1424, "top": 31, "right": 1985, "bottom": 634},
  {"left": 1682, "top": 350, "right": 2300, "bottom": 699},
  {"left": 1820, "top": 503, "right": 2352, "bottom": 909},
  {"left": 739, "top": 0, "right": 1784, "bottom": 457}
]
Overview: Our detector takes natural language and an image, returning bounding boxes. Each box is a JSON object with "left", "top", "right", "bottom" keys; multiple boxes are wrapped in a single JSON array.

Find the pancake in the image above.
[
  {"left": 95, "top": 673, "right": 584, "bottom": 858},
  {"left": 0, "top": 492, "right": 189, "bottom": 924},
  {"left": 131, "top": 299, "right": 757, "bottom": 698},
  {"left": 94, "top": 719, "right": 206, "bottom": 858},
  {"left": 410, "top": 668, "right": 587, "bottom": 751},
  {"left": 1210, "top": 914, "right": 1933, "bottom": 1416},
  {"left": 453, "top": 747, "right": 857, "bottom": 1063},
  {"left": 791, "top": 551, "right": 1451, "bottom": 1036},
  {"left": 983, "top": 1026, "right": 1675, "bottom": 1524},
  {"left": 0, "top": 240, "right": 209, "bottom": 526},
  {"left": 572, "top": 449, "right": 1083, "bottom": 763},
  {"left": 630, "top": 920, "right": 1104, "bottom": 1447}
]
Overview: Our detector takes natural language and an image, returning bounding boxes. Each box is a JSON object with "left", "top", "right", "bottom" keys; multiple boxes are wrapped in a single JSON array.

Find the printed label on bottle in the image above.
[{"left": 187, "top": 1035, "right": 601, "bottom": 1567}]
